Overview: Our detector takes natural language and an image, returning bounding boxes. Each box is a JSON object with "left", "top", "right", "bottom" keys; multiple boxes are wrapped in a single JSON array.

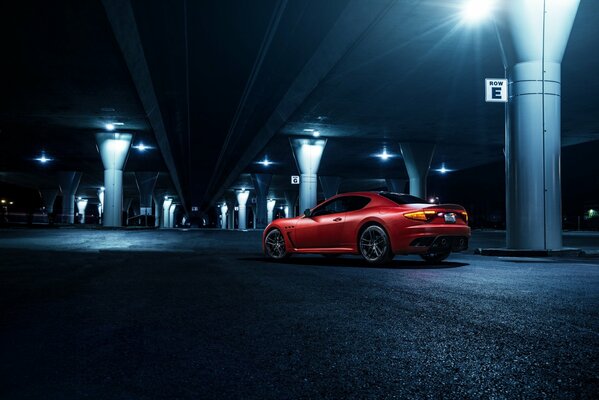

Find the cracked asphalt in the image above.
[{"left": 0, "top": 228, "right": 598, "bottom": 399}]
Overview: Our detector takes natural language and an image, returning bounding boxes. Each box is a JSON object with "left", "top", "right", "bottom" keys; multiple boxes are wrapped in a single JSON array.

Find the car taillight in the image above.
[
  {"left": 461, "top": 212, "right": 469, "bottom": 223},
  {"left": 404, "top": 210, "right": 437, "bottom": 222}
]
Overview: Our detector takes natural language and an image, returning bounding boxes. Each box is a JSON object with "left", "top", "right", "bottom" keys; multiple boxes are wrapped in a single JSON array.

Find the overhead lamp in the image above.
[
  {"left": 303, "top": 128, "right": 321, "bottom": 138},
  {"left": 9, "top": 201, "right": 13, "bottom": 205},
  {"left": 132, "top": 142, "right": 151, "bottom": 152},
  {"left": 34, "top": 152, "right": 52, "bottom": 164},
  {"left": 460, "top": 0, "right": 495, "bottom": 24},
  {"left": 258, "top": 157, "right": 273, "bottom": 167},
  {"left": 105, "top": 122, "right": 124, "bottom": 131},
  {"left": 375, "top": 148, "right": 393, "bottom": 161},
  {"left": 434, "top": 163, "right": 453, "bottom": 174},
  {"left": 1, "top": 199, "right": 5, "bottom": 204}
]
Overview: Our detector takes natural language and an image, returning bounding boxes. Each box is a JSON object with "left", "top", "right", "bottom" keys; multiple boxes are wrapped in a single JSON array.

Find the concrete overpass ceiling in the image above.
[{"left": 1, "top": 0, "right": 598, "bottom": 215}]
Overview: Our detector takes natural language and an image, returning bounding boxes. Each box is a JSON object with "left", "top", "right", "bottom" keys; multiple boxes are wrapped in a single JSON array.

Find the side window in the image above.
[
  {"left": 312, "top": 198, "right": 345, "bottom": 216},
  {"left": 343, "top": 196, "right": 371, "bottom": 212}
]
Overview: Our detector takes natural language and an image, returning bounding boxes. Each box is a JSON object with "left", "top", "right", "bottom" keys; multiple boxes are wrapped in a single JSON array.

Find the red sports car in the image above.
[{"left": 263, "top": 191, "right": 470, "bottom": 264}]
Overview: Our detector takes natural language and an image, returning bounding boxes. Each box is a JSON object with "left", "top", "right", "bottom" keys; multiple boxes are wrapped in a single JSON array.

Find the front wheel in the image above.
[
  {"left": 359, "top": 225, "right": 394, "bottom": 265},
  {"left": 264, "top": 229, "right": 290, "bottom": 259},
  {"left": 420, "top": 252, "right": 450, "bottom": 264}
]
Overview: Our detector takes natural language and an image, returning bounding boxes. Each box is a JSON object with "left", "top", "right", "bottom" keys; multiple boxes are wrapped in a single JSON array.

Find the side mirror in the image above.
[{"left": 303, "top": 209, "right": 312, "bottom": 218}]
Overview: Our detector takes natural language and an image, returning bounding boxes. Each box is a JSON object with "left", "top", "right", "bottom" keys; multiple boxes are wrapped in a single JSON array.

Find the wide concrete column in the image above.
[
  {"left": 496, "top": 0, "right": 579, "bottom": 250},
  {"left": 76, "top": 197, "right": 88, "bottom": 224},
  {"left": 267, "top": 199, "right": 276, "bottom": 224},
  {"left": 58, "top": 171, "right": 82, "bottom": 224},
  {"left": 135, "top": 172, "right": 158, "bottom": 216},
  {"left": 220, "top": 203, "right": 228, "bottom": 229},
  {"left": 385, "top": 178, "right": 407, "bottom": 194},
  {"left": 290, "top": 138, "right": 327, "bottom": 214},
  {"left": 236, "top": 190, "right": 249, "bottom": 230},
  {"left": 251, "top": 174, "right": 272, "bottom": 229},
  {"left": 162, "top": 198, "right": 173, "bottom": 228},
  {"left": 399, "top": 143, "right": 435, "bottom": 199},
  {"left": 96, "top": 132, "right": 132, "bottom": 227},
  {"left": 319, "top": 176, "right": 341, "bottom": 199},
  {"left": 40, "top": 189, "right": 58, "bottom": 214}
]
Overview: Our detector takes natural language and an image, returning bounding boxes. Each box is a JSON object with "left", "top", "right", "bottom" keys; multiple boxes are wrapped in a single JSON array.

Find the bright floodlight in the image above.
[
  {"left": 434, "top": 163, "right": 452, "bottom": 174},
  {"left": 312, "top": 131, "right": 321, "bottom": 138},
  {"left": 35, "top": 153, "right": 52, "bottom": 163},
  {"left": 376, "top": 148, "right": 393, "bottom": 161},
  {"left": 461, "top": 0, "right": 494, "bottom": 23},
  {"left": 105, "top": 123, "right": 115, "bottom": 131},
  {"left": 258, "top": 157, "right": 273, "bottom": 167},
  {"left": 132, "top": 142, "right": 150, "bottom": 152}
]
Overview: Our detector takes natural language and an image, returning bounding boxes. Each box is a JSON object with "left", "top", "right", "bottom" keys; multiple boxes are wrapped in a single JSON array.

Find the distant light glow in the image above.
[
  {"left": 434, "top": 163, "right": 453, "bottom": 174},
  {"left": 460, "top": 0, "right": 495, "bottom": 24},
  {"left": 302, "top": 128, "right": 321, "bottom": 138},
  {"left": 35, "top": 153, "right": 52, "bottom": 164},
  {"left": 132, "top": 142, "right": 151, "bottom": 152},
  {"left": 312, "top": 131, "right": 321, "bottom": 138},
  {"left": 105, "top": 122, "right": 124, "bottom": 131},
  {"left": 375, "top": 148, "right": 394, "bottom": 161},
  {"left": 9, "top": 201, "right": 13, "bottom": 205},
  {"left": 1, "top": 199, "right": 5, "bottom": 204},
  {"left": 258, "top": 157, "right": 273, "bottom": 167}
]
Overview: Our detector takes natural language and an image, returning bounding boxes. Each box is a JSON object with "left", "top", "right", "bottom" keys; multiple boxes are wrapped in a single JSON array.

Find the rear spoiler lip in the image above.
[{"left": 422, "top": 204, "right": 465, "bottom": 211}]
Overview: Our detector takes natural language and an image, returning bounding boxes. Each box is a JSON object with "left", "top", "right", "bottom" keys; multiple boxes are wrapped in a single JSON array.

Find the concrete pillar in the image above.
[
  {"left": 135, "top": 172, "right": 158, "bottom": 216},
  {"left": 169, "top": 204, "right": 177, "bottom": 228},
  {"left": 267, "top": 199, "right": 276, "bottom": 225},
  {"left": 153, "top": 194, "right": 163, "bottom": 227},
  {"left": 250, "top": 205, "right": 256, "bottom": 229},
  {"left": 97, "top": 187, "right": 105, "bottom": 224},
  {"left": 236, "top": 189, "right": 250, "bottom": 230},
  {"left": 220, "top": 203, "right": 228, "bottom": 229},
  {"left": 290, "top": 138, "right": 327, "bottom": 214},
  {"left": 399, "top": 143, "right": 435, "bottom": 199},
  {"left": 40, "top": 189, "right": 58, "bottom": 214},
  {"left": 251, "top": 174, "right": 272, "bottom": 229},
  {"left": 495, "top": 0, "right": 579, "bottom": 250},
  {"left": 319, "top": 176, "right": 341, "bottom": 199},
  {"left": 284, "top": 191, "right": 297, "bottom": 218},
  {"left": 58, "top": 171, "right": 82, "bottom": 224},
  {"left": 162, "top": 198, "right": 173, "bottom": 229},
  {"left": 96, "top": 132, "right": 132, "bottom": 227},
  {"left": 385, "top": 178, "right": 408, "bottom": 194},
  {"left": 76, "top": 197, "right": 88, "bottom": 224}
]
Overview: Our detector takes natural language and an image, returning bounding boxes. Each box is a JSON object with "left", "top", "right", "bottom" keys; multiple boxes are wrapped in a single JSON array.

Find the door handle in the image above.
[{"left": 333, "top": 217, "right": 342, "bottom": 222}]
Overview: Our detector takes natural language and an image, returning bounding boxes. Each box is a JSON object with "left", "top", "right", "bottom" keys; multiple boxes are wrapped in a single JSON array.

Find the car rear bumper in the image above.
[{"left": 390, "top": 224, "right": 471, "bottom": 254}]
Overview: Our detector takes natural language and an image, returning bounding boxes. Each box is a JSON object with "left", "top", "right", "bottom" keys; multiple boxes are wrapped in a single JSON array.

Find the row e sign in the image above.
[{"left": 485, "top": 78, "right": 508, "bottom": 103}]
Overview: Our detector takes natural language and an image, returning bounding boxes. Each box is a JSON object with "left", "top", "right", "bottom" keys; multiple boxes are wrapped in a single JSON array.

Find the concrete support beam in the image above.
[
  {"left": 39, "top": 189, "right": 58, "bottom": 215},
  {"left": 290, "top": 138, "right": 327, "bottom": 214},
  {"left": 169, "top": 204, "right": 177, "bottom": 228},
  {"left": 385, "top": 178, "right": 407, "bottom": 194},
  {"left": 76, "top": 197, "right": 88, "bottom": 224},
  {"left": 251, "top": 174, "right": 272, "bottom": 229},
  {"left": 96, "top": 132, "right": 132, "bottom": 227},
  {"left": 267, "top": 199, "right": 276, "bottom": 225},
  {"left": 399, "top": 143, "right": 435, "bottom": 199},
  {"left": 162, "top": 198, "right": 173, "bottom": 229},
  {"left": 284, "top": 191, "right": 297, "bottom": 218},
  {"left": 319, "top": 176, "right": 342, "bottom": 199},
  {"left": 236, "top": 190, "right": 249, "bottom": 230},
  {"left": 220, "top": 203, "right": 228, "bottom": 229},
  {"left": 135, "top": 172, "right": 158, "bottom": 216},
  {"left": 496, "top": 0, "right": 579, "bottom": 250},
  {"left": 58, "top": 171, "right": 82, "bottom": 224}
]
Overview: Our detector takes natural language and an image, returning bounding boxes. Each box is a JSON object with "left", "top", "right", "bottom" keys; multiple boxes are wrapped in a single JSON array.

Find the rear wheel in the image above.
[
  {"left": 359, "top": 225, "right": 394, "bottom": 265},
  {"left": 264, "top": 229, "right": 290, "bottom": 259},
  {"left": 420, "top": 251, "right": 450, "bottom": 264}
]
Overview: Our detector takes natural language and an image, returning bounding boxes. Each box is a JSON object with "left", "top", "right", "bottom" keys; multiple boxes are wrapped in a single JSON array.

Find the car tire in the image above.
[
  {"left": 264, "top": 229, "right": 290, "bottom": 260},
  {"left": 358, "top": 225, "right": 394, "bottom": 265},
  {"left": 420, "top": 252, "right": 450, "bottom": 264}
]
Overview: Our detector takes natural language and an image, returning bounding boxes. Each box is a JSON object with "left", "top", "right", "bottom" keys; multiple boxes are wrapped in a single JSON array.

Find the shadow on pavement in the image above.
[{"left": 240, "top": 256, "right": 469, "bottom": 270}]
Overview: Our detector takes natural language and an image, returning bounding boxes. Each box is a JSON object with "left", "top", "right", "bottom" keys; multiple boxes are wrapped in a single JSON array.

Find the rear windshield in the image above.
[{"left": 379, "top": 192, "right": 427, "bottom": 205}]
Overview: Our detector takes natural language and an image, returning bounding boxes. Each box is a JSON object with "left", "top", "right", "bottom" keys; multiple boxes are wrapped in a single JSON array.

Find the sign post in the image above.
[{"left": 291, "top": 175, "right": 300, "bottom": 185}]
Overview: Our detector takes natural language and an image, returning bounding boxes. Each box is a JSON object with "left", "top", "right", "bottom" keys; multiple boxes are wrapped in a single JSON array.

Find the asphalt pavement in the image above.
[{"left": 0, "top": 228, "right": 598, "bottom": 399}]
